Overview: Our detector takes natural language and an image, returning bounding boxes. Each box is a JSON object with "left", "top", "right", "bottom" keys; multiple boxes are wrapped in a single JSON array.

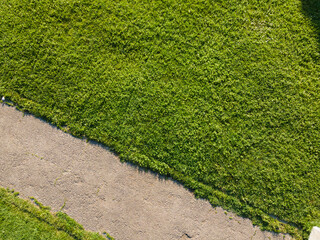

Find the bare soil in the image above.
[{"left": 0, "top": 104, "right": 292, "bottom": 240}]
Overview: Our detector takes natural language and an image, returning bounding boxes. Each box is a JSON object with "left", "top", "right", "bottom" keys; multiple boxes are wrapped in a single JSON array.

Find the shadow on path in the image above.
[{"left": 301, "top": 0, "right": 320, "bottom": 46}]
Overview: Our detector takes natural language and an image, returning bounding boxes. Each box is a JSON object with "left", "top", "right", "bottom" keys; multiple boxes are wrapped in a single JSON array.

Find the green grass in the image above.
[
  {"left": 0, "top": 187, "right": 112, "bottom": 240},
  {"left": 0, "top": 0, "right": 320, "bottom": 239}
]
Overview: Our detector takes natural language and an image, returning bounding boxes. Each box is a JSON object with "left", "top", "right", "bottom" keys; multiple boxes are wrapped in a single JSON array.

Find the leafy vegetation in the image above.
[
  {"left": 0, "top": 0, "right": 320, "bottom": 239},
  {"left": 0, "top": 187, "right": 110, "bottom": 240}
]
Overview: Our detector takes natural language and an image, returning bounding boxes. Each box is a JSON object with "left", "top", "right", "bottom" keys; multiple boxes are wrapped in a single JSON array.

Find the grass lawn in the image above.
[
  {"left": 0, "top": 187, "right": 112, "bottom": 240},
  {"left": 0, "top": 0, "right": 319, "bottom": 239}
]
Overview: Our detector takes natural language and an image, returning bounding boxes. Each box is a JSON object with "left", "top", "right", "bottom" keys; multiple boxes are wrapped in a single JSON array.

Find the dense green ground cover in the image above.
[
  {"left": 0, "top": 0, "right": 319, "bottom": 238},
  {"left": 0, "top": 187, "right": 111, "bottom": 240}
]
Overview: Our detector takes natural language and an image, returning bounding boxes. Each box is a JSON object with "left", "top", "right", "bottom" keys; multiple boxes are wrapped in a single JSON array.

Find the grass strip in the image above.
[{"left": 0, "top": 187, "right": 111, "bottom": 240}]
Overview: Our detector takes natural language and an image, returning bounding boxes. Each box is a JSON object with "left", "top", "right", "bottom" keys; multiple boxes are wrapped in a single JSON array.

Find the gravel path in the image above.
[{"left": 0, "top": 104, "right": 292, "bottom": 240}]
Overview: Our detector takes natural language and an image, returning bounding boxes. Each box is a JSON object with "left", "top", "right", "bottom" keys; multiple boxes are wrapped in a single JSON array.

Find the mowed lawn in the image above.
[
  {"left": 0, "top": 0, "right": 319, "bottom": 239},
  {"left": 0, "top": 187, "right": 110, "bottom": 240}
]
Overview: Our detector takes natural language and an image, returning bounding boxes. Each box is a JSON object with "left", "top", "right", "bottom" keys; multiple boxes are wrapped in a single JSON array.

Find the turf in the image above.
[
  {"left": 0, "top": 187, "right": 112, "bottom": 240},
  {"left": 0, "top": 0, "right": 319, "bottom": 239}
]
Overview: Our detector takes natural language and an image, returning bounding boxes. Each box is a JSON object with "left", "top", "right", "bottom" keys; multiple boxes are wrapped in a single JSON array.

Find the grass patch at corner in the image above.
[
  {"left": 0, "top": 187, "right": 111, "bottom": 240},
  {"left": 1, "top": 0, "right": 320, "bottom": 239}
]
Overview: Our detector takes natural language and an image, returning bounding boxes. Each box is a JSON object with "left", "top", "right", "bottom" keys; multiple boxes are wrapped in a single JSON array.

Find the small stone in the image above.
[{"left": 309, "top": 226, "right": 320, "bottom": 240}]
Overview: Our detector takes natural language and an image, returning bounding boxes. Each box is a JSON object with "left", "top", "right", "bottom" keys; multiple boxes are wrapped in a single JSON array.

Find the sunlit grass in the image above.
[{"left": 1, "top": 0, "right": 320, "bottom": 239}]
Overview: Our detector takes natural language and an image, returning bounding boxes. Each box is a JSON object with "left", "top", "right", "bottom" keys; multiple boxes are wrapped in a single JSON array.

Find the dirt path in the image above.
[{"left": 0, "top": 104, "right": 292, "bottom": 240}]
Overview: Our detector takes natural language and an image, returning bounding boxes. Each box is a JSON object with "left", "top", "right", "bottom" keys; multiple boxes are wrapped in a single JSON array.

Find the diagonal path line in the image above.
[{"left": 0, "top": 104, "right": 292, "bottom": 240}]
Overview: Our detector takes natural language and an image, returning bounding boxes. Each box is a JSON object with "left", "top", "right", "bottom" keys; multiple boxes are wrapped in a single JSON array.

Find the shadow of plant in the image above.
[{"left": 301, "top": 0, "right": 320, "bottom": 45}]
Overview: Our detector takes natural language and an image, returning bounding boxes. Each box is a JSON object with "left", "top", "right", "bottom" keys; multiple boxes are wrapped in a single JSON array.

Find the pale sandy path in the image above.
[{"left": 0, "top": 104, "right": 292, "bottom": 240}]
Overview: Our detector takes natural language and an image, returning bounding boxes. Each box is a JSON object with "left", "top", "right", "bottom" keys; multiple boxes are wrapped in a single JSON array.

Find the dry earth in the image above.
[{"left": 0, "top": 104, "right": 292, "bottom": 240}]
